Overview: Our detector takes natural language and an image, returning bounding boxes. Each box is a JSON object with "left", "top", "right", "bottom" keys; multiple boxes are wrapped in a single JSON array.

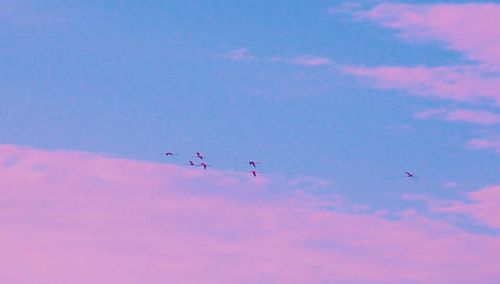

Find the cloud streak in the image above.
[
  {"left": 342, "top": 2, "right": 500, "bottom": 157},
  {"left": 344, "top": 65, "right": 500, "bottom": 105},
  {"left": 414, "top": 108, "right": 500, "bottom": 125},
  {"left": 1, "top": 145, "right": 500, "bottom": 283},
  {"left": 223, "top": 48, "right": 256, "bottom": 62},
  {"left": 433, "top": 186, "right": 500, "bottom": 229},
  {"left": 286, "top": 55, "right": 331, "bottom": 66},
  {"left": 360, "top": 3, "right": 500, "bottom": 69},
  {"left": 405, "top": 186, "right": 500, "bottom": 230},
  {"left": 223, "top": 49, "right": 331, "bottom": 67},
  {"left": 344, "top": 3, "right": 500, "bottom": 106},
  {"left": 466, "top": 138, "right": 500, "bottom": 154}
]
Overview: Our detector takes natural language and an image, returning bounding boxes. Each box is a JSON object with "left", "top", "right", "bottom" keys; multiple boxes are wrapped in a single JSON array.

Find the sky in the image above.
[{"left": 1, "top": 1, "right": 499, "bottom": 283}]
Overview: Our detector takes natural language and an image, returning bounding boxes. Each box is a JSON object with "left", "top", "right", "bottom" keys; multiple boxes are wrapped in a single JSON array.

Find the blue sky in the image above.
[{"left": 1, "top": 0, "right": 499, "bottom": 212}]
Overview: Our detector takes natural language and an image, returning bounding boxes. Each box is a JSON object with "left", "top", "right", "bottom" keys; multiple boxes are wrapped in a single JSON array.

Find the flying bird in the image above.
[
  {"left": 250, "top": 170, "right": 257, "bottom": 177},
  {"left": 188, "top": 160, "right": 195, "bottom": 166},
  {"left": 194, "top": 152, "right": 204, "bottom": 160},
  {"left": 197, "top": 162, "right": 211, "bottom": 170},
  {"left": 248, "top": 161, "right": 260, "bottom": 168},
  {"left": 404, "top": 171, "right": 418, "bottom": 178},
  {"left": 163, "top": 152, "right": 177, "bottom": 156}
]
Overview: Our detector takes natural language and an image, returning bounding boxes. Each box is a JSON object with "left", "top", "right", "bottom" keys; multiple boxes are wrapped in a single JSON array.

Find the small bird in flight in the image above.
[
  {"left": 250, "top": 170, "right": 257, "bottom": 177},
  {"left": 405, "top": 171, "right": 418, "bottom": 178},
  {"left": 197, "top": 162, "right": 211, "bottom": 170},
  {"left": 188, "top": 160, "right": 195, "bottom": 166},
  {"left": 248, "top": 161, "right": 260, "bottom": 168},
  {"left": 163, "top": 152, "right": 177, "bottom": 156},
  {"left": 194, "top": 152, "right": 204, "bottom": 160}
]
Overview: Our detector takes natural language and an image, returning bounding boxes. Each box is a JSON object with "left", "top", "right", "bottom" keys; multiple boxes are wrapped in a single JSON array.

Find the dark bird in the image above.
[
  {"left": 197, "top": 162, "right": 211, "bottom": 170},
  {"left": 405, "top": 171, "right": 418, "bottom": 178},
  {"left": 248, "top": 161, "right": 260, "bottom": 168},
  {"left": 250, "top": 170, "right": 257, "bottom": 177},
  {"left": 163, "top": 152, "right": 177, "bottom": 156},
  {"left": 188, "top": 160, "right": 195, "bottom": 166},
  {"left": 194, "top": 152, "right": 204, "bottom": 160}
]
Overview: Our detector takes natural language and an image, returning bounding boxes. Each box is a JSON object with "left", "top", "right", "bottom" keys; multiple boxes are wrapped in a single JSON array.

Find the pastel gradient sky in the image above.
[{"left": 1, "top": 1, "right": 499, "bottom": 283}]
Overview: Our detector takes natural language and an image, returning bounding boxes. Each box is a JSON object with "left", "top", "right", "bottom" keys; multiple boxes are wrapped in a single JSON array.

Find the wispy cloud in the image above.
[
  {"left": 342, "top": 3, "right": 500, "bottom": 158},
  {"left": 466, "top": 137, "right": 500, "bottom": 154},
  {"left": 344, "top": 65, "right": 500, "bottom": 105},
  {"left": 222, "top": 49, "right": 332, "bottom": 67},
  {"left": 359, "top": 3, "right": 500, "bottom": 69},
  {"left": 446, "top": 109, "right": 500, "bottom": 125},
  {"left": 286, "top": 55, "right": 331, "bottom": 66},
  {"left": 328, "top": 2, "right": 363, "bottom": 15},
  {"left": 344, "top": 3, "right": 500, "bottom": 105},
  {"left": 411, "top": 186, "right": 500, "bottom": 229},
  {"left": 2, "top": 144, "right": 500, "bottom": 283},
  {"left": 413, "top": 108, "right": 447, "bottom": 119},
  {"left": 414, "top": 108, "right": 500, "bottom": 125},
  {"left": 223, "top": 48, "right": 256, "bottom": 61}
]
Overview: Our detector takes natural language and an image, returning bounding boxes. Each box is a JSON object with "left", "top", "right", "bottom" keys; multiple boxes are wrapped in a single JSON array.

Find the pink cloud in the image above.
[
  {"left": 466, "top": 138, "right": 500, "bottom": 154},
  {"left": 344, "top": 3, "right": 500, "bottom": 109},
  {"left": 414, "top": 108, "right": 500, "bottom": 125},
  {"left": 426, "top": 186, "right": 500, "bottom": 229},
  {"left": 222, "top": 50, "right": 331, "bottom": 67},
  {"left": 344, "top": 65, "right": 500, "bottom": 105},
  {"left": 286, "top": 55, "right": 331, "bottom": 66},
  {"left": 224, "top": 48, "right": 256, "bottom": 61},
  {"left": 446, "top": 109, "right": 500, "bottom": 125},
  {"left": 413, "top": 108, "right": 447, "bottom": 119},
  {"left": 2, "top": 144, "right": 500, "bottom": 284},
  {"left": 328, "top": 2, "right": 362, "bottom": 15},
  {"left": 361, "top": 3, "right": 500, "bottom": 69}
]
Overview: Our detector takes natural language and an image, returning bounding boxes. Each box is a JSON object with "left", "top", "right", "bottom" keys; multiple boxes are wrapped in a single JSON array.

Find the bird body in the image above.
[
  {"left": 198, "top": 162, "right": 210, "bottom": 170},
  {"left": 248, "top": 161, "right": 260, "bottom": 168},
  {"left": 405, "top": 171, "right": 418, "bottom": 178}
]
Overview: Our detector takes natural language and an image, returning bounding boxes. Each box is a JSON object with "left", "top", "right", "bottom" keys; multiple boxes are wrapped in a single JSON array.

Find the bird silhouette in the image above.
[
  {"left": 404, "top": 171, "right": 418, "bottom": 178},
  {"left": 248, "top": 161, "right": 260, "bottom": 168},
  {"left": 197, "top": 162, "right": 211, "bottom": 170}
]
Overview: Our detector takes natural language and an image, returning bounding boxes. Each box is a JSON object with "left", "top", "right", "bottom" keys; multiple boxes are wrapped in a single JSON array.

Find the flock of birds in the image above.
[{"left": 163, "top": 151, "right": 418, "bottom": 179}]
